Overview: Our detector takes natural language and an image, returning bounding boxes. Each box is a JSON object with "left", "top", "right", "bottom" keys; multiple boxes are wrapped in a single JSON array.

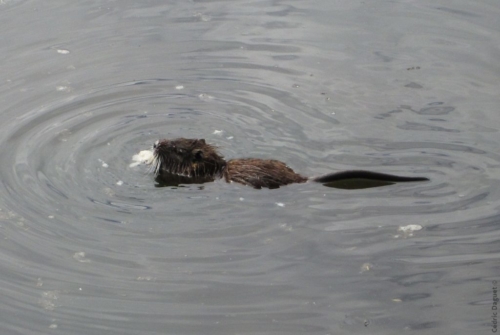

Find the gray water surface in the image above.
[{"left": 1, "top": 1, "right": 499, "bottom": 334}]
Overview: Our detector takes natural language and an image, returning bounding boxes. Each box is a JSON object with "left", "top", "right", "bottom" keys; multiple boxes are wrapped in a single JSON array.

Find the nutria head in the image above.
[{"left": 152, "top": 138, "right": 226, "bottom": 178}]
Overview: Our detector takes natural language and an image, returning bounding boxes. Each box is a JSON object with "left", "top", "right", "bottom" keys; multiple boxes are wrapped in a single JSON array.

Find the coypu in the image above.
[{"left": 151, "top": 138, "right": 429, "bottom": 189}]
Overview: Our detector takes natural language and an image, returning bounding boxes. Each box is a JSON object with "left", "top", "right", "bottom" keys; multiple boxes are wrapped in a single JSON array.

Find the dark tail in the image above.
[{"left": 313, "top": 170, "right": 429, "bottom": 189}]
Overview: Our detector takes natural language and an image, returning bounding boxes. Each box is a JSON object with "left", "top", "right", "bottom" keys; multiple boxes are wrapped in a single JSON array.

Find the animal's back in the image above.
[{"left": 225, "top": 158, "right": 307, "bottom": 189}]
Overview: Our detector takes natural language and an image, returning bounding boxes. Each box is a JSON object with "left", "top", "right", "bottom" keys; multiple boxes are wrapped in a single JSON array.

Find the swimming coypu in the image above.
[{"left": 151, "top": 138, "right": 429, "bottom": 189}]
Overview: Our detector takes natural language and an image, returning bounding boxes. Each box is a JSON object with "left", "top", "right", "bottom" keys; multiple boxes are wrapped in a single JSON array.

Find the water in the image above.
[{"left": 0, "top": 1, "right": 499, "bottom": 334}]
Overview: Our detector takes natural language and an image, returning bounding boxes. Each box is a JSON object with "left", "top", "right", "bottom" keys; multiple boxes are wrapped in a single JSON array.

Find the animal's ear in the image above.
[
  {"left": 193, "top": 149, "right": 204, "bottom": 161},
  {"left": 198, "top": 139, "right": 206, "bottom": 144}
]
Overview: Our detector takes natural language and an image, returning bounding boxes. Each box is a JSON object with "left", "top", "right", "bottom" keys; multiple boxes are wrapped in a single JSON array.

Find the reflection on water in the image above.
[{"left": 0, "top": 0, "right": 499, "bottom": 334}]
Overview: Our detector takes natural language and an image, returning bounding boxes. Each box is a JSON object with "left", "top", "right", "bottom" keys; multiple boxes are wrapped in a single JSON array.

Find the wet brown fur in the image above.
[
  {"left": 225, "top": 158, "right": 307, "bottom": 189},
  {"left": 152, "top": 138, "right": 428, "bottom": 189}
]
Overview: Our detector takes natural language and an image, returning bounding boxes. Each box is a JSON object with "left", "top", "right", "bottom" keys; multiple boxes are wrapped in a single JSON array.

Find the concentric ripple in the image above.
[
  {"left": 1, "top": 66, "right": 499, "bottom": 335},
  {"left": 2, "top": 74, "right": 498, "bottom": 247}
]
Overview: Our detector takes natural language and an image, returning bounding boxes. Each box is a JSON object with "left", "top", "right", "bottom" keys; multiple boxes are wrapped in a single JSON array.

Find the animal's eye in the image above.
[
  {"left": 193, "top": 149, "right": 203, "bottom": 161},
  {"left": 178, "top": 148, "right": 184, "bottom": 154}
]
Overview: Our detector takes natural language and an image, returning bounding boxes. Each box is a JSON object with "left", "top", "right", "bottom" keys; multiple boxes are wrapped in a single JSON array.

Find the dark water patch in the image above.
[
  {"left": 436, "top": 7, "right": 481, "bottom": 18},
  {"left": 397, "top": 122, "right": 460, "bottom": 132},
  {"left": 405, "top": 82, "right": 423, "bottom": 89}
]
